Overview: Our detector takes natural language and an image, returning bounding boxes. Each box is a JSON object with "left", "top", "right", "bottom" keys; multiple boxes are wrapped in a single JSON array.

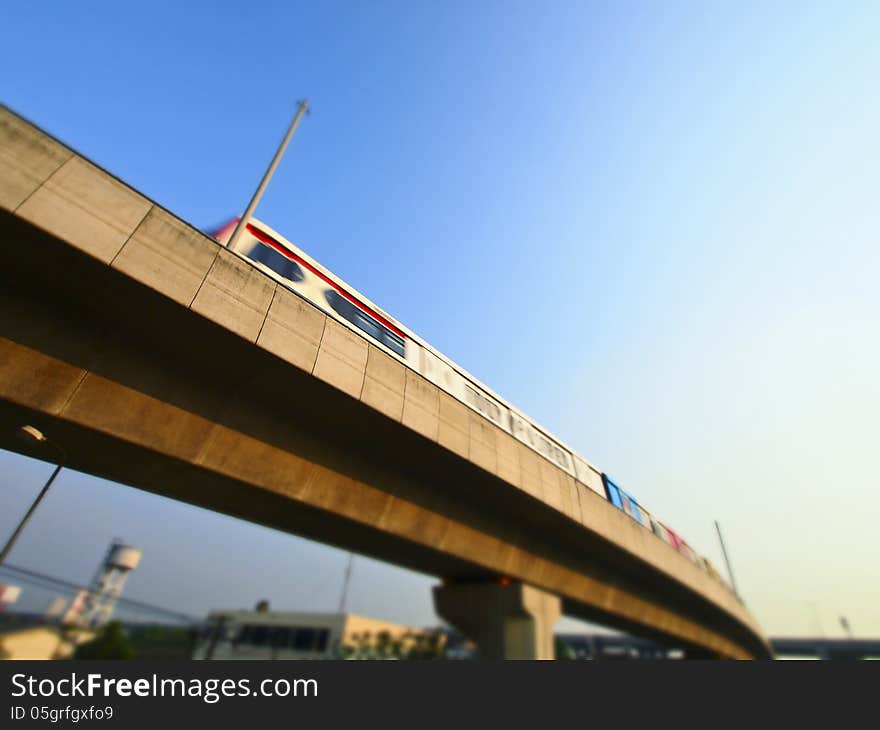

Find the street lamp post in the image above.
[
  {"left": 0, "top": 426, "right": 66, "bottom": 566},
  {"left": 714, "top": 519, "right": 740, "bottom": 599},
  {"left": 225, "top": 99, "right": 310, "bottom": 253}
]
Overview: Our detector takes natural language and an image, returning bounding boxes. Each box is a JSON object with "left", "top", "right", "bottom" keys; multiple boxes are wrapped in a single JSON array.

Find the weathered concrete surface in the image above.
[
  {"left": 18, "top": 155, "right": 151, "bottom": 264},
  {"left": 0, "top": 110, "right": 72, "bottom": 211},
  {"left": 0, "top": 105, "right": 771, "bottom": 658},
  {"left": 434, "top": 581, "right": 562, "bottom": 660},
  {"left": 112, "top": 206, "right": 218, "bottom": 306}
]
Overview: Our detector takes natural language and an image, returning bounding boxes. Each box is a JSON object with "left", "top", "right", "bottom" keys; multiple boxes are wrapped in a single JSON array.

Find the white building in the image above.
[{"left": 193, "top": 606, "right": 441, "bottom": 660}]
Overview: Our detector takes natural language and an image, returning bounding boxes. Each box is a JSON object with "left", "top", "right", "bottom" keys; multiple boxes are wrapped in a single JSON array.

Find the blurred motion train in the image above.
[{"left": 211, "top": 217, "right": 731, "bottom": 594}]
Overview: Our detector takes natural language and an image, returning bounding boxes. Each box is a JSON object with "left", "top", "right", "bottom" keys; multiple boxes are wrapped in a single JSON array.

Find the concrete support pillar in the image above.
[{"left": 433, "top": 580, "right": 561, "bottom": 660}]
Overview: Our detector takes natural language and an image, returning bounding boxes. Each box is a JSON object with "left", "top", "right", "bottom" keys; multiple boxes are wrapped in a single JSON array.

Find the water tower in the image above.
[{"left": 78, "top": 540, "right": 142, "bottom": 628}]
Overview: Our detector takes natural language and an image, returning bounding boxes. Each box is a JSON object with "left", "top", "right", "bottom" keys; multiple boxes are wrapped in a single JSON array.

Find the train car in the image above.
[
  {"left": 678, "top": 541, "right": 699, "bottom": 565},
  {"left": 601, "top": 474, "right": 652, "bottom": 529},
  {"left": 211, "top": 217, "right": 712, "bottom": 572},
  {"left": 649, "top": 518, "right": 705, "bottom": 567},
  {"left": 573, "top": 456, "right": 606, "bottom": 498},
  {"left": 633, "top": 502, "right": 655, "bottom": 532},
  {"left": 628, "top": 496, "right": 653, "bottom": 528},
  {"left": 661, "top": 523, "right": 700, "bottom": 565},
  {"left": 212, "top": 217, "right": 586, "bottom": 476},
  {"left": 215, "top": 217, "right": 417, "bottom": 367},
  {"left": 601, "top": 473, "right": 625, "bottom": 511},
  {"left": 650, "top": 517, "right": 672, "bottom": 544},
  {"left": 620, "top": 493, "right": 644, "bottom": 526},
  {"left": 700, "top": 556, "right": 723, "bottom": 582},
  {"left": 662, "top": 523, "right": 684, "bottom": 551},
  {"left": 600, "top": 473, "right": 709, "bottom": 568}
]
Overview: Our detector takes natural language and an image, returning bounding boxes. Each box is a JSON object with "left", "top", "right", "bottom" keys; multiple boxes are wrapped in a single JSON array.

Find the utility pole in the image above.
[
  {"left": 714, "top": 520, "right": 740, "bottom": 598},
  {"left": 338, "top": 553, "right": 354, "bottom": 613},
  {"left": 225, "top": 99, "right": 310, "bottom": 252}
]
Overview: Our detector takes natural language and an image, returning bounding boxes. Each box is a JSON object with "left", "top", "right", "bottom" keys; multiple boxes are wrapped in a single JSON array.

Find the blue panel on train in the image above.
[
  {"left": 628, "top": 496, "right": 644, "bottom": 525},
  {"left": 602, "top": 475, "right": 624, "bottom": 510}
]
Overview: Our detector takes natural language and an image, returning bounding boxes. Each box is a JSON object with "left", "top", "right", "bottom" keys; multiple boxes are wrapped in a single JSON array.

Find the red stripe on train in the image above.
[{"left": 245, "top": 223, "right": 407, "bottom": 341}]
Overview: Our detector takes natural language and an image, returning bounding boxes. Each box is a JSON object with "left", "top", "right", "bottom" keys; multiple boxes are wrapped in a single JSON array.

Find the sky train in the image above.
[{"left": 211, "top": 217, "right": 732, "bottom": 594}]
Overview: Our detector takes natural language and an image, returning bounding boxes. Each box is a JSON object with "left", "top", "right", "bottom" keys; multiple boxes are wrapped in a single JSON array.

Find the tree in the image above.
[
  {"left": 335, "top": 629, "right": 446, "bottom": 660},
  {"left": 375, "top": 630, "right": 392, "bottom": 659},
  {"left": 356, "top": 631, "right": 373, "bottom": 659},
  {"left": 554, "top": 636, "right": 575, "bottom": 660},
  {"left": 405, "top": 631, "right": 445, "bottom": 660},
  {"left": 74, "top": 621, "right": 136, "bottom": 660}
]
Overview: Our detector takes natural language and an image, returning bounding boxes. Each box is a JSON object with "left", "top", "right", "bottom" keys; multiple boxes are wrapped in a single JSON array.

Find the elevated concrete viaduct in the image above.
[{"left": 0, "top": 105, "right": 771, "bottom": 659}]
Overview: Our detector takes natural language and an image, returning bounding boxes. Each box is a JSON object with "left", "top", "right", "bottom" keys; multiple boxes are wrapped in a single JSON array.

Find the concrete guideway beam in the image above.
[
  {"left": 434, "top": 581, "right": 561, "bottom": 660},
  {"left": 0, "top": 104, "right": 772, "bottom": 659}
]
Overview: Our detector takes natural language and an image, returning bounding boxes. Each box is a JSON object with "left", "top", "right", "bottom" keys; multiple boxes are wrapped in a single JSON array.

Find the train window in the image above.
[
  {"left": 324, "top": 290, "right": 406, "bottom": 357},
  {"left": 351, "top": 308, "right": 382, "bottom": 341},
  {"left": 249, "top": 242, "right": 305, "bottom": 283},
  {"left": 383, "top": 330, "right": 406, "bottom": 357}
]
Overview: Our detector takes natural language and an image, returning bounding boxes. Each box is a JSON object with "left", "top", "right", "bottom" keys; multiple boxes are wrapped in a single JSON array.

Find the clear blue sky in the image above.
[{"left": 2, "top": 1, "right": 878, "bottom": 638}]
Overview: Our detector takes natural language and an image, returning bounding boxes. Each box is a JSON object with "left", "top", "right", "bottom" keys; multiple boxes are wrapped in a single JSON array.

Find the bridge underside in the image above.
[{"left": 0, "top": 208, "right": 770, "bottom": 659}]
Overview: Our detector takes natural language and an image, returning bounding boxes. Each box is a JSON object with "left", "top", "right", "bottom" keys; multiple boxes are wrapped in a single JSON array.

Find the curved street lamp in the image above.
[{"left": 0, "top": 425, "right": 67, "bottom": 566}]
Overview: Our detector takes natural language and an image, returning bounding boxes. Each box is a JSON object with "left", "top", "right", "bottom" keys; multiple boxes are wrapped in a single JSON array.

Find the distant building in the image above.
[
  {"left": 556, "top": 633, "right": 684, "bottom": 660},
  {"left": 193, "top": 605, "right": 442, "bottom": 660},
  {"left": 0, "top": 584, "right": 21, "bottom": 612},
  {"left": 0, "top": 625, "right": 94, "bottom": 660},
  {"left": 770, "top": 637, "right": 880, "bottom": 661}
]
